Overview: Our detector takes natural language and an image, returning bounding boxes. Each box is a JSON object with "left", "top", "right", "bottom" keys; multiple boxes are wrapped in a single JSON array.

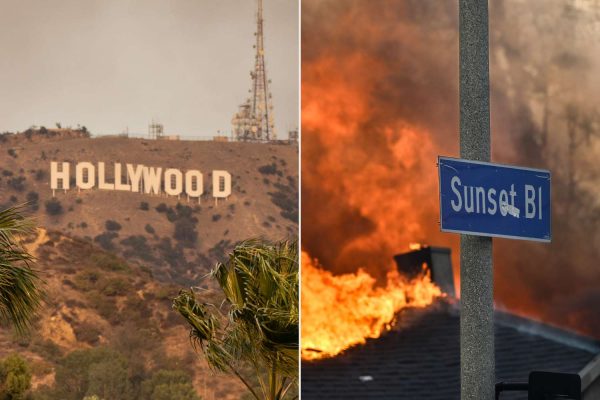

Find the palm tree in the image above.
[
  {"left": 0, "top": 205, "right": 43, "bottom": 334},
  {"left": 173, "top": 239, "right": 298, "bottom": 400}
]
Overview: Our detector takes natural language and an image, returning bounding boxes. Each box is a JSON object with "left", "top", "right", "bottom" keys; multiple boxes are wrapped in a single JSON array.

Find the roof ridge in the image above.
[{"left": 494, "top": 310, "right": 600, "bottom": 354}]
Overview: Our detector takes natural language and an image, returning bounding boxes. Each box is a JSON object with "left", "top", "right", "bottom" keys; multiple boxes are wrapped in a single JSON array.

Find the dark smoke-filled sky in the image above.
[
  {"left": 302, "top": 0, "right": 600, "bottom": 337},
  {"left": 0, "top": 0, "right": 298, "bottom": 139}
]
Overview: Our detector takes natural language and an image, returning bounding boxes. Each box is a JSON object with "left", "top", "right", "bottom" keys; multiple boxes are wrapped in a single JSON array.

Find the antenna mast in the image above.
[{"left": 232, "top": 0, "right": 276, "bottom": 141}]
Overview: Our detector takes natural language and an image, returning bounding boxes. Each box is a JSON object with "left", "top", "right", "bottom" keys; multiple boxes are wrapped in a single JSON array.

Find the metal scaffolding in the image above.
[{"left": 232, "top": 0, "right": 276, "bottom": 142}]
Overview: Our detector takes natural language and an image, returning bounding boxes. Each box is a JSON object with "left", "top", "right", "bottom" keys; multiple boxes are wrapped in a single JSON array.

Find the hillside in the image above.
[
  {"left": 0, "top": 130, "right": 298, "bottom": 284},
  {"left": 0, "top": 227, "right": 244, "bottom": 399},
  {"left": 0, "top": 130, "right": 298, "bottom": 399}
]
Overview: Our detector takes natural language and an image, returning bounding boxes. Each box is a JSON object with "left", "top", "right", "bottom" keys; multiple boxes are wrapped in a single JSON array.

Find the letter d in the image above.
[{"left": 213, "top": 171, "right": 232, "bottom": 198}]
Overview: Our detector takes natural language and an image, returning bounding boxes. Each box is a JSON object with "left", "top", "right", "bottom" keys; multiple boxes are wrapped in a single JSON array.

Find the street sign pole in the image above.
[{"left": 459, "top": 1, "right": 494, "bottom": 400}]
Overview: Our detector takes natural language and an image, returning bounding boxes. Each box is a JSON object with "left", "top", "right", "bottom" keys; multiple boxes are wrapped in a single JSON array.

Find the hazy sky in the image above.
[{"left": 0, "top": 0, "right": 298, "bottom": 139}]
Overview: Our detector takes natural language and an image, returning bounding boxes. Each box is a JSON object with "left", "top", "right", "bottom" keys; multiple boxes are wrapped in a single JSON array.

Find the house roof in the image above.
[{"left": 301, "top": 301, "right": 600, "bottom": 400}]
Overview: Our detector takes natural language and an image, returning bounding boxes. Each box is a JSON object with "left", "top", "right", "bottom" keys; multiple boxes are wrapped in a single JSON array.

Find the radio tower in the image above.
[{"left": 232, "top": 0, "right": 276, "bottom": 141}]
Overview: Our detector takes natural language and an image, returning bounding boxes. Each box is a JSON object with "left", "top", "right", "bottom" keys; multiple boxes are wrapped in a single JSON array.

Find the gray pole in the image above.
[{"left": 459, "top": 1, "right": 494, "bottom": 400}]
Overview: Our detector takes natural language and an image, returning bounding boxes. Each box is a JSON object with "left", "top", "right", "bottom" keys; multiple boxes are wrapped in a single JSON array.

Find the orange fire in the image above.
[
  {"left": 409, "top": 242, "right": 424, "bottom": 251},
  {"left": 301, "top": 0, "right": 600, "bottom": 342},
  {"left": 301, "top": 251, "right": 443, "bottom": 360},
  {"left": 301, "top": 53, "right": 458, "bottom": 283},
  {"left": 301, "top": 4, "right": 456, "bottom": 360}
]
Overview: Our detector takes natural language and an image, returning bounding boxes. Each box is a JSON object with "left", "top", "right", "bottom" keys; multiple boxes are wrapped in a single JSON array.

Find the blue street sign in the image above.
[{"left": 438, "top": 156, "right": 551, "bottom": 242}]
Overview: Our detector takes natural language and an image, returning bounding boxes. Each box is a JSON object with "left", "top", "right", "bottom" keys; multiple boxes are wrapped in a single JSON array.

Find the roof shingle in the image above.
[{"left": 301, "top": 302, "right": 599, "bottom": 399}]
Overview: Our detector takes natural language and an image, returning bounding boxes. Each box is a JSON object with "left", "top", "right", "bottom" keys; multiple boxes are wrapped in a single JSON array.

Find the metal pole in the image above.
[{"left": 459, "top": 1, "right": 494, "bottom": 400}]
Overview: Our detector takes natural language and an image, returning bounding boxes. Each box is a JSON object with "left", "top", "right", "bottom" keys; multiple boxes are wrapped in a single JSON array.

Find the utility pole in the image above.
[{"left": 459, "top": 1, "right": 494, "bottom": 400}]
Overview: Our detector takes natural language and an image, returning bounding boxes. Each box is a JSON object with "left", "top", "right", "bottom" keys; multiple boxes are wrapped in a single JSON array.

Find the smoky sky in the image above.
[
  {"left": 301, "top": 0, "right": 600, "bottom": 337},
  {"left": 0, "top": 0, "right": 298, "bottom": 139}
]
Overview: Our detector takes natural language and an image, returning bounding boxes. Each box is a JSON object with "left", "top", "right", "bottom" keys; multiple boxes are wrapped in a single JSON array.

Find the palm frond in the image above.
[
  {"left": 174, "top": 237, "right": 299, "bottom": 399},
  {"left": 0, "top": 206, "right": 44, "bottom": 334}
]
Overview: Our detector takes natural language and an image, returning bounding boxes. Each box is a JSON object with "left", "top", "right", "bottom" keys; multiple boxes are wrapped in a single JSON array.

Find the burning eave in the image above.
[
  {"left": 301, "top": 299, "right": 600, "bottom": 400},
  {"left": 301, "top": 246, "right": 452, "bottom": 361}
]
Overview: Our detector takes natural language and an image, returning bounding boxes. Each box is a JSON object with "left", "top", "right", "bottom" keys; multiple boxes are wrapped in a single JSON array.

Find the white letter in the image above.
[
  {"left": 98, "top": 162, "right": 114, "bottom": 190},
  {"left": 451, "top": 176, "right": 462, "bottom": 212},
  {"left": 475, "top": 187, "right": 486, "bottom": 214},
  {"left": 114, "top": 163, "right": 131, "bottom": 191},
  {"left": 213, "top": 170, "right": 232, "bottom": 198},
  {"left": 143, "top": 166, "right": 162, "bottom": 194},
  {"left": 525, "top": 185, "right": 536, "bottom": 219},
  {"left": 127, "top": 164, "right": 144, "bottom": 193},
  {"left": 464, "top": 186, "right": 474, "bottom": 213},
  {"left": 164, "top": 168, "right": 183, "bottom": 196},
  {"left": 499, "top": 190, "right": 508, "bottom": 216},
  {"left": 185, "top": 170, "right": 204, "bottom": 197},
  {"left": 51, "top": 162, "right": 70, "bottom": 190},
  {"left": 487, "top": 188, "right": 497, "bottom": 215},
  {"left": 510, "top": 184, "right": 517, "bottom": 209},
  {"left": 538, "top": 186, "right": 542, "bottom": 220},
  {"left": 76, "top": 162, "right": 95, "bottom": 190}
]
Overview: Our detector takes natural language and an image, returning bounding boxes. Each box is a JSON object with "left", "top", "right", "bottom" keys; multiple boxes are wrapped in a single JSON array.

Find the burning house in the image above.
[
  {"left": 301, "top": 247, "right": 600, "bottom": 399},
  {"left": 301, "top": 0, "right": 600, "bottom": 398}
]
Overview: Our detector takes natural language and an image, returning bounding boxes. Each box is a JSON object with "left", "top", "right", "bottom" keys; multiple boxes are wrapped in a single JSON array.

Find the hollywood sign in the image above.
[{"left": 50, "top": 161, "right": 231, "bottom": 201}]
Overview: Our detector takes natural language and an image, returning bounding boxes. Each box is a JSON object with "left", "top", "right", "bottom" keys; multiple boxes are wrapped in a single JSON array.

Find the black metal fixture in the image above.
[{"left": 495, "top": 371, "right": 581, "bottom": 400}]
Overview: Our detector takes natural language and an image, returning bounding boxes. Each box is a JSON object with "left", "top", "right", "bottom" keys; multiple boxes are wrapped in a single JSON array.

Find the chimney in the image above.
[{"left": 393, "top": 246, "right": 455, "bottom": 297}]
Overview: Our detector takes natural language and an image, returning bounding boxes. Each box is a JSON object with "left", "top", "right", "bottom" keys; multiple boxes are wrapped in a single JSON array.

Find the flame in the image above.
[
  {"left": 301, "top": 4, "right": 456, "bottom": 359},
  {"left": 301, "top": 0, "right": 600, "bottom": 341},
  {"left": 409, "top": 243, "right": 424, "bottom": 251},
  {"left": 301, "top": 52, "right": 457, "bottom": 283},
  {"left": 301, "top": 251, "right": 443, "bottom": 360}
]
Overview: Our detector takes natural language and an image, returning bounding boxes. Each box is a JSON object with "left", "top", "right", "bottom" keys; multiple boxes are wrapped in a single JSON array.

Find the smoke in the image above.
[
  {"left": 490, "top": 0, "right": 600, "bottom": 337},
  {"left": 302, "top": 1, "right": 459, "bottom": 278},
  {"left": 302, "top": 0, "right": 600, "bottom": 337}
]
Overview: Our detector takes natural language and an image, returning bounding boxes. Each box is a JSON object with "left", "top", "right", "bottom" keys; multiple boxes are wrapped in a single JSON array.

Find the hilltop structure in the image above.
[{"left": 232, "top": 0, "right": 276, "bottom": 142}]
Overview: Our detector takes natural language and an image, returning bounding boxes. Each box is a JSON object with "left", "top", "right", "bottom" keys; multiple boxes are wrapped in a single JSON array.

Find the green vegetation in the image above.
[
  {"left": 90, "top": 252, "right": 129, "bottom": 272},
  {"left": 20, "top": 292, "right": 203, "bottom": 399},
  {"left": 30, "top": 345, "right": 201, "bottom": 400},
  {"left": 140, "top": 370, "right": 200, "bottom": 400},
  {"left": 34, "top": 170, "right": 45, "bottom": 181},
  {"left": 93, "top": 232, "right": 118, "bottom": 251},
  {"left": 101, "top": 277, "right": 130, "bottom": 296},
  {"left": 0, "top": 354, "right": 31, "bottom": 399},
  {"left": 121, "top": 235, "right": 155, "bottom": 262},
  {"left": 0, "top": 206, "right": 44, "bottom": 334},
  {"left": 155, "top": 238, "right": 190, "bottom": 283},
  {"left": 105, "top": 220, "right": 122, "bottom": 231},
  {"left": 25, "top": 192, "right": 39, "bottom": 212},
  {"left": 29, "top": 340, "right": 62, "bottom": 364},
  {"left": 173, "top": 239, "right": 298, "bottom": 400},
  {"left": 258, "top": 163, "right": 282, "bottom": 176},
  {"left": 7, "top": 177, "right": 26, "bottom": 192},
  {"left": 156, "top": 204, "right": 199, "bottom": 248},
  {"left": 207, "top": 240, "right": 232, "bottom": 261},
  {"left": 268, "top": 183, "right": 298, "bottom": 223},
  {"left": 173, "top": 219, "right": 197, "bottom": 247},
  {"left": 51, "top": 347, "right": 130, "bottom": 400},
  {"left": 73, "top": 321, "right": 101, "bottom": 345},
  {"left": 44, "top": 199, "right": 63, "bottom": 216}
]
